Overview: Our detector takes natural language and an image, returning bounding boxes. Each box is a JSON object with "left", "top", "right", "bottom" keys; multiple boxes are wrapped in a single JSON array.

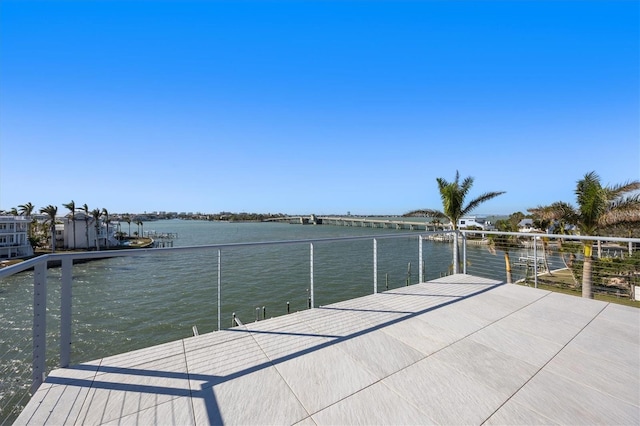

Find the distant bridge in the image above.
[{"left": 263, "top": 215, "right": 448, "bottom": 231}]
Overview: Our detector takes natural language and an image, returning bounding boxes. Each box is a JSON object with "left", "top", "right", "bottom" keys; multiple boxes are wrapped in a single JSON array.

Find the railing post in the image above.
[
  {"left": 533, "top": 237, "right": 538, "bottom": 288},
  {"left": 309, "top": 243, "right": 314, "bottom": 309},
  {"left": 452, "top": 230, "right": 459, "bottom": 274},
  {"left": 60, "top": 257, "right": 72, "bottom": 368},
  {"left": 418, "top": 236, "right": 423, "bottom": 283},
  {"left": 373, "top": 238, "right": 378, "bottom": 294},
  {"left": 217, "top": 249, "right": 221, "bottom": 331},
  {"left": 32, "top": 261, "right": 47, "bottom": 393},
  {"left": 462, "top": 232, "right": 467, "bottom": 275}
]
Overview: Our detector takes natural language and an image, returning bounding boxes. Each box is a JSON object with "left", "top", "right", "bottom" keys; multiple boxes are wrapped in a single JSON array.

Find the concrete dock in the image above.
[{"left": 15, "top": 274, "right": 640, "bottom": 425}]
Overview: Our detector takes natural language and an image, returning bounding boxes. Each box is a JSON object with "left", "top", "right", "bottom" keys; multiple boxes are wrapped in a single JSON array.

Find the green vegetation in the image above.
[
  {"left": 523, "top": 268, "right": 639, "bottom": 308},
  {"left": 215, "top": 212, "right": 286, "bottom": 222},
  {"left": 404, "top": 170, "right": 505, "bottom": 273},
  {"left": 39, "top": 204, "right": 58, "bottom": 253},
  {"left": 530, "top": 171, "right": 640, "bottom": 298},
  {"left": 62, "top": 200, "right": 77, "bottom": 249},
  {"left": 487, "top": 214, "right": 520, "bottom": 283}
]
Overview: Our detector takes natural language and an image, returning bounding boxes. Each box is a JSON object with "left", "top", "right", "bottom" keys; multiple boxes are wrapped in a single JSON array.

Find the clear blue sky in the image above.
[{"left": 1, "top": 1, "right": 638, "bottom": 216}]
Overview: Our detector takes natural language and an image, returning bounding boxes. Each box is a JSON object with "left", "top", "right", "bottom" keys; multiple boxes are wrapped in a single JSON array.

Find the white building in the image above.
[
  {"left": 62, "top": 212, "right": 118, "bottom": 249},
  {"left": 457, "top": 216, "right": 493, "bottom": 230},
  {"left": 0, "top": 215, "right": 34, "bottom": 259},
  {"left": 518, "top": 219, "right": 535, "bottom": 232}
]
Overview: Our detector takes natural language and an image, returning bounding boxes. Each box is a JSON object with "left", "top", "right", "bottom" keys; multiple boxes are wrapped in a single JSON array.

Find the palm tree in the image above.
[
  {"left": 39, "top": 205, "right": 58, "bottom": 252},
  {"left": 18, "top": 202, "right": 36, "bottom": 239},
  {"left": 79, "top": 204, "right": 91, "bottom": 249},
  {"left": 530, "top": 171, "right": 640, "bottom": 298},
  {"left": 62, "top": 200, "right": 77, "bottom": 249},
  {"left": 487, "top": 219, "right": 518, "bottom": 284},
  {"left": 136, "top": 220, "right": 143, "bottom": 238},
  {"left": 17, "top": 202, "right": 35, "bottom": 217},
  {"left": 404, "top": 171, "right": 505, "bottom": 273},
  {"left": 90, "top": 208, "right": 102, "bottom": 250},
  {"left": 102, "top": 208, "right": 110, "bottom": 249},
  {"left": 124, "top": 216, "right": 132, "bottom": 237}
]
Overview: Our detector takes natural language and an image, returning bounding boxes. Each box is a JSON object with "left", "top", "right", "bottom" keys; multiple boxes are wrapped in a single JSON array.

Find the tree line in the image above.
[{"left": 2, "top": 201, "right": 146, "bottom": 253}]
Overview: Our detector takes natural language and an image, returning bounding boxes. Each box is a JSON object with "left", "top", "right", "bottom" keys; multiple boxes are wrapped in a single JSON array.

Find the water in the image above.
[{"left": 0, "top": 220, "right": 553, "bottom": 423}]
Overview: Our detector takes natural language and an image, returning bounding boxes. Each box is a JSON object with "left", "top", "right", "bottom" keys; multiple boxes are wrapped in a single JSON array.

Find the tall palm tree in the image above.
[
  {"left": 62, "top": 200, "right": 77, "bottom": 249},
  {"left": 124, "top": 216, "right": 132, "bottom": 236},
  {"left": 404, "top": 171, "right": 505, "bottom": 273},
  {"left": 102, "top": 208, "right": 110, "bottom": 249},
  {"left": 90, "top": 208, "right": 102, "bottom": 250},
  {"left": 18, "top": 202, "right": 36, "bottom": 239},
  {"left": 530, "top": 171, "right": 640, "bottom": 298},
  {"left": 79, "top": 204, "right": 91, "bottom": 249},
  {"left": 136, "top": 220, "right": 142, "bottom": 237},
  {"left": 39, "top": 205, "right": 58, "bottom": 252},
  {"left": 17, "top": 202, "right": 35, "bottom": 216}
]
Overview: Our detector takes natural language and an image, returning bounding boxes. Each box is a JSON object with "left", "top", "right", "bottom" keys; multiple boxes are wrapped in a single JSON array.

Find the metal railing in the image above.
[
  {"left": 0, "top": 230, "right": 638, "bottom": 424},
  {"left": 460, "top": 230, "right": 639, "bottom": 298}
]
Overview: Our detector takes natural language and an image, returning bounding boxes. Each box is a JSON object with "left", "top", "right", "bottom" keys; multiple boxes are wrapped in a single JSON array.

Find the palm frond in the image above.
[
  {"left": 460, "top": 175, "right": 474, "bottom": 198},
  {"left": 599, "top": 194, "right": 640, "bottom": 226},
  {"left": 461, "top": 191, "right": 505, "bottom": 217},
  {"left": 529, "top": 201, "right": 576, "bottom": 221},
  {"left": 403, "top": 209, "right": 445, "bottom": 218},
  {"left": 604, "top": 180, "right": 640, "bottom": 199}
]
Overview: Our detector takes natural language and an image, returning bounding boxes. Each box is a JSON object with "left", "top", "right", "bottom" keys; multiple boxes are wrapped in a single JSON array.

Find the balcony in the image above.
[{"left": 1, "top": 231, "right": 638, "bottom": 424}]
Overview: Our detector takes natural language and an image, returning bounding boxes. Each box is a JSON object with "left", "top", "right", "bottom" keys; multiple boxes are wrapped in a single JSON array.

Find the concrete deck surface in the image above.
[{"left": 15, "top": 274, "right": 640, "bottom": 425}]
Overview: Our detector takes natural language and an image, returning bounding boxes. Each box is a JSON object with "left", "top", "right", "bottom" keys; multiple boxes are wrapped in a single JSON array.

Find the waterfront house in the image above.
[
  {"left": 457, "top": 216, "right": 493, "bottom": 230},
  {"left": 62, "top": 212, "right": 118, "bottom": 249},
  {"left": 518, "top": 218, "right": 535, "bottom": 232},
  {"left": 0, "top": 215, "right": 33, "bottom": 259}
]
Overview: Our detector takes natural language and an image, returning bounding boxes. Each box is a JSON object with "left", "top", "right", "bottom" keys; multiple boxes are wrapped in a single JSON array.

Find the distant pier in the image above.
[{"left": 144, "top": 231, "right": 178, "bottom": 248}]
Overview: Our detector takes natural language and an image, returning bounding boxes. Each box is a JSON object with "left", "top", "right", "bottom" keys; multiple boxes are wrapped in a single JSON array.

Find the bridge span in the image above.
[{"left": 264, "top": 215, "right": 446, "bottom": 231}]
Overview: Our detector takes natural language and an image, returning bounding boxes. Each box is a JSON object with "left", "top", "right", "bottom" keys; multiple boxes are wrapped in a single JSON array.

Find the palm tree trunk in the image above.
[
  {"left": 50, "top": 223, "right": 56, "bottom": 253},
  {"left": 582, "top": 243, "right": 594, "bottom": 299},
  {"left": 95, "top": 221, "right": 100, "bottom": 251},
  {"left": 504, "top": 252, "right": 512, "bottom": 284}
]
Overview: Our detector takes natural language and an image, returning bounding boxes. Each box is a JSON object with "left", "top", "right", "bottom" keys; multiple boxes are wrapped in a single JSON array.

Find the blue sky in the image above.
[{"left": 1, "top": 1, "right": 638, "bottom": 216}]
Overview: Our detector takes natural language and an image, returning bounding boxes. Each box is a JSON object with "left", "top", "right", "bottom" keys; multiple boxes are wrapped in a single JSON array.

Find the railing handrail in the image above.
[
  {"left": 462, "top": 229, "right": 640, "bottom": 243},
  {"left": 0, "top": 231, "right": 452, "bottom": 279},
  {"left": 461, "top": 229, "right": 639, "bottom": 244},
  {"left": 3, "top": 230, "right": 637, "bottom": 280}
]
